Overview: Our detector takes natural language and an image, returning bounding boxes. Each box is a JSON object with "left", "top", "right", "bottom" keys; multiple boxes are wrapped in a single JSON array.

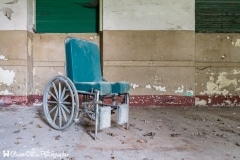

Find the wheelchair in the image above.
[{"left": 42, "top": 37, "right": 130, "bottom": 140}]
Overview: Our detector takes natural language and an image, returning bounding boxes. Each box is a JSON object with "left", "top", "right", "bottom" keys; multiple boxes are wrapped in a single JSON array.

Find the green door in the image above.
[
  {"left": 196, "top": 0, "right": 240, "bottom": 33},
  {"left": 36, "top": 0, "right": 99, "bottom": 33}
]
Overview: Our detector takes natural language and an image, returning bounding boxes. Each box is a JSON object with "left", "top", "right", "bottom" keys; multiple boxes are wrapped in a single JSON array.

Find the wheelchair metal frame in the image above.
[{"left": 43, "top": 37, "right": 130, "bottom": 140}]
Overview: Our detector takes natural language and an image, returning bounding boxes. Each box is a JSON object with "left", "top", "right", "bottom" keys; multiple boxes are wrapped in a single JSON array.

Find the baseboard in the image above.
[{"left": 0, "top": 95, "right": 239, "bottom": 107}]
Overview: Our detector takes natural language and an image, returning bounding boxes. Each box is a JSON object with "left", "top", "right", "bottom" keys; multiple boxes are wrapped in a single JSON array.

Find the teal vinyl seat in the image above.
[
  {"left": 111, "top": 82, "right": 130, "bottom": 94},
  {"left": 65, "top": 37, "right": 130, "bottom": 95},
  {"left": 74, "top": 82, "right": 112, "bottom": 96}
]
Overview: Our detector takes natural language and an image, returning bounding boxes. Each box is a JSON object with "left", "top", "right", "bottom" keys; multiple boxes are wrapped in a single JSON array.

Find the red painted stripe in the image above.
[{"left": 0, "top": 95, "right": 239, "bottom": 107}]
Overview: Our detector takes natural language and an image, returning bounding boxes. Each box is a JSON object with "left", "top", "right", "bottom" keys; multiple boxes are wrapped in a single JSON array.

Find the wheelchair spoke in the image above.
[
  {"left": 60, "top": 87, "right": 66, "bottom": 101},
  {"left": 58, "top": 80, "right": 61, "bottom": 100},
  {"left": 52, "top": 82, "right": 59, "bottom": 99},
  {"left": 58, "top": 107, "right": 62, "bottom": 127},
  {"left": 53, "top": 107, "right": 59, "bottom": 123},
  {"left": 60, "top": 103, "right": 70, "bottom": 114},
  {"left": 47, "top": 101, "right": 57, "bottom": 104},
  {"left": 49, "top": 105, "right": 57, "bottom": 114},
  {"left": 62, "top": 93, "right": 70, "bottom": 102},
  {"left": 61, "top": 101, "right": 71, "bottom": 105},
  {"left": 60, "top": 106, "right": 68, "bottom": 123},
  {"left": 48, "top": 90, "right": 57, "bottom": 101}
]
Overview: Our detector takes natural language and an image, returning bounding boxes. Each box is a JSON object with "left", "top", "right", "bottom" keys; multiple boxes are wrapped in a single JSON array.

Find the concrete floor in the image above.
[{"left": 0, "top": 105, "right": 240, "bottom": 160}]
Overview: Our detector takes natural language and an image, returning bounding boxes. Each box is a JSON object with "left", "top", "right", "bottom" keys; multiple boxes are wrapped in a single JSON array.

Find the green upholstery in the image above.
[
  {"left": 74, "top": 82, "right": 112, "bottom": 95},
  {"left": 65, "top": 37, "right": 102, "bottom": 82},
  {"left": 112, "top": 82, "right": 130, "bottom": 94},
  {"left": 65, "top": 37, "right": 130, "bottom": 95}
]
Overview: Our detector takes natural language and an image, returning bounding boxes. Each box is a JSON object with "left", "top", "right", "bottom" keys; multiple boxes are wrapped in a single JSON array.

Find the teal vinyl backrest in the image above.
[{"left": 65, "top": 37, "right": 102, "bottom": 82}]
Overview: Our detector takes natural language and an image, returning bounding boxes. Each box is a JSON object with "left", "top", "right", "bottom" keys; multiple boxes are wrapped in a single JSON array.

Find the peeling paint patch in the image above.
[
  {"left": 223, "top": 100, "right": 232, "bottom": 105},
  {"left": 195, "top": 98, "right": 207, "bottom": 106},
  {"left": 201, "top": 82, "right": 229, "bottom": 95},
  {"left": 145, "top": 84, "right": 151, "bottom": 89},
  {"left": 0, "top": 55, "right": 8, "bottom": 60},
  {"left": 0, "top": 67, "right": 15, "bottom": 86},
  {"left": 231, "top": 69, "right": 240, "bottom": 74},
  {"left": 235, "top": 87, "right": 240, "bottom": 91},
  {"left": 0, "top": 90, "right": 13, "bottom": 95},
  {"left": 200, "top": 72, "right": 237, "bottom": 96},
  {"left": 234, "top": 39, "right": 240, "bottom": 47},
  {"left": 175, "top": 85, "right": 184, "bottom": 93},
  {"left": 216, "top": 72, "right": 237, "bottom": 88},
  {"left": 130, "top": 83, "right": 139, "bottom": 89},
  {"left": 208, "top": 98, "right": 211, "bottom": 104},
  {"left": 153, "top": 85, "right": 166, "bottom": 92}
]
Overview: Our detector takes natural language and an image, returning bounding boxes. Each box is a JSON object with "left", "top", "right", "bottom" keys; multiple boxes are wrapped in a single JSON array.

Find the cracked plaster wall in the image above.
[
  {"left": 195, "top": 34, "right": 240, "bottom": 106},
  {"left": 103, "top": 0, "right": 240, "bottom": 106},
  {"left": 0, "top": 0, "right": 240, "bottom": 107}
]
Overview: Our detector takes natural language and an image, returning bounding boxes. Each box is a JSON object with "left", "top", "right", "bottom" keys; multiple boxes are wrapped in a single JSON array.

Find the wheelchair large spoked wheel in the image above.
[{"left": 43, "top": 75, "right": 79, "bottom": 130}]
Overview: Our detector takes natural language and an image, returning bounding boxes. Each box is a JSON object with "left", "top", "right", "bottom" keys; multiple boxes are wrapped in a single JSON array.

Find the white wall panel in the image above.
[
  {"left": 103, "top": 0, "right": 194, "bottom": 30},
  {"left": 0, "top": 0, "right": 27, "bottom": 30}
]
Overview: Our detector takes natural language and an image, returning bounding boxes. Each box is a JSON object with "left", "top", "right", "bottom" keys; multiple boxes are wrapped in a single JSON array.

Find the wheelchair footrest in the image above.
[
  {"left": 99, "top": 106, "right": 111, "bottom": 129},
  {"left": 118, "top": 104, "right": 129, "bottom": 125}
]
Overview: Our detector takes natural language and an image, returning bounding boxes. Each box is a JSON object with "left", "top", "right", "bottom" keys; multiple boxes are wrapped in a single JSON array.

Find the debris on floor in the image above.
[
  {"left": 55, "top": 135, "right": 61, "bottom": 140},
  {"left": 143, "top": 132, "right": 156, "bottom": 139},
  {"left": 0, "top": 105, "right": 240, "bottom": 160}
]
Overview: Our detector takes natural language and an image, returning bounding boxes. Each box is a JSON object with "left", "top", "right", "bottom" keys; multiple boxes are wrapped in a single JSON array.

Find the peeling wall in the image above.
[
  {"left": 102, "top": 0, "right": 195, "bottom": 98},
  {"left": 102, "top": 0, "right": 240, "bottom": 107},
  {"left": 195, "top": 33, "right": 240, "bottom": 106},
  {"left": 0, "top": 31, "right": 28, "bottom": 96},
  {"left": 0, "top": 0, "right": 240, "bottom": 107}
]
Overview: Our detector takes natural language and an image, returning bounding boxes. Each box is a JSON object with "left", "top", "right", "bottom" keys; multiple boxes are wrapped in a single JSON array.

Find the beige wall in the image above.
[
  {"left": 0, "top": 31, "right": 240, "bottom": 106},
  {"left": 0, "top": 31, "right": 27, "bottom": 96},
  {"left": 0, "top": 0, "right": 240, "bottom": 106},
  {"left": 0, "top": 31, "right": 100, "bottom": 97},
  {"left": 101, "top": 30, "right": 240, "bottom": 106},
  {"left": 103, "top": 30, "right": 195, "bottom": 96},
  {"left": 195, "top": 34, "right": 240, "bottom": 105}
]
